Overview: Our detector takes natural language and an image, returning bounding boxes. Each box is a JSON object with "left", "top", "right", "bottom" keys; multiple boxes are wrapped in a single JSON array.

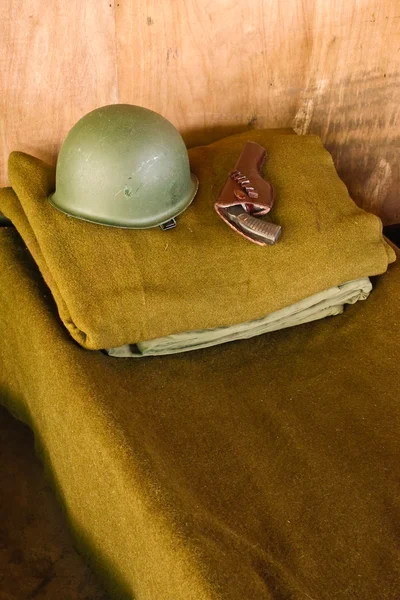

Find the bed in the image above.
[{"left": 0, "top": 227, "right": 399, "bottom": 600}]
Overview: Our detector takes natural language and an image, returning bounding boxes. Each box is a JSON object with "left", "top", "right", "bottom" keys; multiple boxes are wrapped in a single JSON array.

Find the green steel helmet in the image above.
[{"left": 49, "top": 104, "right": 198, "bottom": 229}]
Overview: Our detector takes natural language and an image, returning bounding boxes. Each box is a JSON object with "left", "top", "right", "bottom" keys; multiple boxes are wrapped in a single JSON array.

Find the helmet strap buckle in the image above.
[{"left": 159, "top": 218, "right": 177, "bottom": 231}]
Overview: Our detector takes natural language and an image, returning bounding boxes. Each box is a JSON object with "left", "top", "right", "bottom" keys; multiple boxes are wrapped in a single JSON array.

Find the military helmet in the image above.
[{"left": 49, "top": 104, "right": 198, "bottom": 229}]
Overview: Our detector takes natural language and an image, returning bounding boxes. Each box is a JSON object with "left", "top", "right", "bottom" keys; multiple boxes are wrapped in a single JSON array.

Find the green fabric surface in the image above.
[
  {"left": 110, "top": 277, "right": 373, "bottom": 356},
  {"left": 0, "top": 129, "right": 395, "bottom": 351},
  {"left": 0, "top": 226, "right": 399, "bottom": 600},
  {"left": 0, "top": 405, "right": 108, "bottom": 599}
]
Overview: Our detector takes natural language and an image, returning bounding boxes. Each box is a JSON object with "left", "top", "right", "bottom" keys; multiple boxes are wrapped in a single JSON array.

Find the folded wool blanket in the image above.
[
  {"left": 109, "top": 278, "right": 372, "bottom": 356},
  {"left": 1, "top": 226, "right": 400, "bottom": 600},
  {"left": 0, "top": 129, "right": 395, "bottom": 353}
]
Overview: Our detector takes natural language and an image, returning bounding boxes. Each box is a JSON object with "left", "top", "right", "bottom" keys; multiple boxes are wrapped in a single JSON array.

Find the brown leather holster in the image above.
[{"left": 214, "top": 142, "right": 276, "bottom": 245}]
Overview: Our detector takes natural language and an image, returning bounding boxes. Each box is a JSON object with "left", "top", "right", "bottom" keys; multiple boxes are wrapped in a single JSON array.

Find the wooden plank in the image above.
[
  {"left": 292, "top": 1, "right": 400, "bottom": 223},
  {"left": 116, "top": 0, "right": 400, "bottom": 223},
  {"left": 0, "top": 1, "right": 398, "bottom": 222},
  {"left": 0, "top": 0, "right": 118, "bottom": 185},
  {"left": 115, "top": 0, "right": 308, "bottom": 143}
]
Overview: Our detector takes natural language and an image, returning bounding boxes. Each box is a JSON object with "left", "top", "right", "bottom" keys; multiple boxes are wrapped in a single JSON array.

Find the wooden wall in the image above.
[{"left": 1, "top": 0, "right": 399, "bottom": 223}]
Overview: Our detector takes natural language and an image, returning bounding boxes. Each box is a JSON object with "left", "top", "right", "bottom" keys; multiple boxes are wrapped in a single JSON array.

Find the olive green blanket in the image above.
[
  {"left": 0, "top": 129, "right": 395, "bottom": 354},
  {"left": 109, "top": 277, "right": 373, "bottom": 356},
  {"left": 0, "top": 226, "right": 399, "bottom": 600}
]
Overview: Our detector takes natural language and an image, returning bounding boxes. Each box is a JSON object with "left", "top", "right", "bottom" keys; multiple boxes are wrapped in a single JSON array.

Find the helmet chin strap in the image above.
[{"left": 159, "top": 218, "right": 177, "bottom": 231}]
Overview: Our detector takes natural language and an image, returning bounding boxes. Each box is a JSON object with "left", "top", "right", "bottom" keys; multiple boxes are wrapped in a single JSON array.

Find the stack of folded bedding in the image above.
[{"left": 0, "top": 129, "right": 395, "bottom": 356}]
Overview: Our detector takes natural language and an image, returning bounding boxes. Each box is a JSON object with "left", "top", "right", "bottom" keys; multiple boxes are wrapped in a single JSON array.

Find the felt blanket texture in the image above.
[
  {"left": 0, "top": 405, "right": 108, "bottom": 599},
  {"left": 0, "top": 226, "right": 399, "bottom": 600},
  {"left": 109, "top": 277, "right": 373, "bottom": 356},
  {"left": 0, "top": 129, "right": 395, "bottom": 351}
]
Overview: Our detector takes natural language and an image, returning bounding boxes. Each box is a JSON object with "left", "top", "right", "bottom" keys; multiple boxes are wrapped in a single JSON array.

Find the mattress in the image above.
[{"left": 0, "top": 227, "right": 399, "bottom": 600}]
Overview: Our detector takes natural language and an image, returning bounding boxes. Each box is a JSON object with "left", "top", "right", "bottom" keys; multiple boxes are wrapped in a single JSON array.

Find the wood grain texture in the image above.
[
  {"left": 0, "top": 0, "right": 118, "bottom": 184},
  {"left": 115, "top": 0, "right": 400, "bottom": 223},
  {"left": 115, "top": 0, "right": 308, "bottom": 142},
  {"left": 0, "top": 0, "right": 399, "bottom": 222},
  {"left": 291, "top": 1, "right": 400, "bottom": 223}
]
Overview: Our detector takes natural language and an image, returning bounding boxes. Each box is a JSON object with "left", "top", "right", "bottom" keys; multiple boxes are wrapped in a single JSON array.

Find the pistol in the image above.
[{"left": 214, "top": 142, "right": 281, "bottom": 246}]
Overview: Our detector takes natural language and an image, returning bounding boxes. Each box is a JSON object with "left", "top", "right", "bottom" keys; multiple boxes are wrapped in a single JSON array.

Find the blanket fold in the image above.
[
  {"left": 1, "top": 226, "right": 400, "bottom": 600},
  {"left": 0, "top": 129, "right": 395, "bottom": 352},
  {"left": 109, "top": 278, "right": 373, "bottom": 357}
]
